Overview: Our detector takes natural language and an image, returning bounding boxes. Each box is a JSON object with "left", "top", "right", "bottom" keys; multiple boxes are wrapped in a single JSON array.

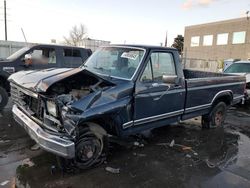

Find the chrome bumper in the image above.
[{"left": 12, "top": 105, "right": 75, "bottom": 158}]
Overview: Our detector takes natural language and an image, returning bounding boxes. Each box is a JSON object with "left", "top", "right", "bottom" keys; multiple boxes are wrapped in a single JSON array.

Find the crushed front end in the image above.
[
  {"left": 9, "top": 68, "right": 114, "bottom": 159},
  {"left": 11, "top": 83, "right": 76, "bottom": 158}
]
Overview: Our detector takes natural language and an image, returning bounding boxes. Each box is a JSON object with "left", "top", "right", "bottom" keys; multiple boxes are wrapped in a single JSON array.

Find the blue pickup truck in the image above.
[{"left": 8, "top": 45, "right": 245, "bottom": 169}]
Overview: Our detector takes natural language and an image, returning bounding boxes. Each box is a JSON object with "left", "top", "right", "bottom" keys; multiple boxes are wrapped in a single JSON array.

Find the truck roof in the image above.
[
  {"left": 107, "top": 44, "right": 178, "bottom": 51},
  {"left": 234, "top": 61, "right": 250, "bottom": 64},
  {"left": 27, "top": 43, "right": 89, "bottom": 50}
]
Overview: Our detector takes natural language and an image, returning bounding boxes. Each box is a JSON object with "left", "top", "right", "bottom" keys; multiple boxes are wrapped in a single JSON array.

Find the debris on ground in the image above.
[
  {"left": 0, "top": 180, "right": 10, "bottom": 186},
  {"left": 186, "top": 154, "right": 192, "bottom": 158},
  {"left": 0, "top": 139, "right": 10, "bottom": 144},
  {"left": 205, "top": 159, "right": 216, "bottom": 168},
  {"left": 169, "top": 140, "right": 175, "bottom": 147},
  {"left": 105, "top": 166, "right": 120, "bottom": 174},
  {"left": 133, "top": 141, "right": 144, "bottom": 147},
  {"left": 22, "top": 158, "right": 34, "bottom": 167},
  {"left": 129, "top": 172, "right": 136, "bottom": 178},
  {"left": 30, "top": 143, "right": 40, "bottom": 151},
  {"left": 182, "top": 146, "right": 192, "bottom": 151},
  {"left": 156, "top": 142, "right": 198, "bottom": 156}
]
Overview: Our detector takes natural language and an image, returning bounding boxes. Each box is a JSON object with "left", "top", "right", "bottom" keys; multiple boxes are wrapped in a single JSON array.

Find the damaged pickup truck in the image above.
[{"left": 9, "top": 45, "right": 245, "bottom": 169}]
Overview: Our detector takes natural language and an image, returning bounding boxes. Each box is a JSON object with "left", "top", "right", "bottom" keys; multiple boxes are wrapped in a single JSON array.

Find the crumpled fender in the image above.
[
  {"left": 69, "top": 90, "right": 102, "bottom": 112},
  {"left": 66, "top": 96, "right": 132, "bottom": 124}
]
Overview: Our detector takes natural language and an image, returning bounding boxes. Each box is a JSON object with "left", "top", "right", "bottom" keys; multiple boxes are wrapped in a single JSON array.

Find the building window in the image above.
[
  {"left": 203, "top": 35, "right": 213, "bottom": 46},
  {"left": 191, "top": 36, "right": 200, "bottom": 47},
  {"left": 232, "top": 31, "right": 246, "bottom": 44},
  {"left": 217, "top": 33, "right": 228, "bottom": 45}
]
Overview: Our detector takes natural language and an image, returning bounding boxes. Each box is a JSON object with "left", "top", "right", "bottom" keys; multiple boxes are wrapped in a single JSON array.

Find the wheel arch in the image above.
[
  {"left": 77, "top": 116, "right": 121, "bottom": 137},
  {"left": 211, "top": 90, "right": 233, "bottom": 107}
]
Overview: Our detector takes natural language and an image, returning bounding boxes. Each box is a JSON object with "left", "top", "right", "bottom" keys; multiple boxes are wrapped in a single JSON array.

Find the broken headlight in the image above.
[{"left": 47, "top": 101, "right": 57, "bottom": 117}]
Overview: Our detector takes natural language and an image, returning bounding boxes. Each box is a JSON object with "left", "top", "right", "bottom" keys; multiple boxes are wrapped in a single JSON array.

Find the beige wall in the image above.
[{"left": 184, "top": 18, "right": 250, "bottom": 61}]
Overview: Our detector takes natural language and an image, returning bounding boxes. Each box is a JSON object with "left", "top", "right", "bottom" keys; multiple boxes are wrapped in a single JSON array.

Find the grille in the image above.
[
  {"left": 10, "top": 83, "right": 26, "bottom": 106},
  {"left": 10, "top": 83, "right": 43, "bottom": 119}
]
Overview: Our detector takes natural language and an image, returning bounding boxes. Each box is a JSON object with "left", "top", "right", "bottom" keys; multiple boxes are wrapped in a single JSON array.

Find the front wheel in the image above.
[
  {"left": 75, "top": 123, "right": 108, "bottom": 170},
  {"left": 0, "top": 86, "right": 8, "bottom": 111},
  {"left": 202, "top": 102, "right": 227, "bottom": 129}
]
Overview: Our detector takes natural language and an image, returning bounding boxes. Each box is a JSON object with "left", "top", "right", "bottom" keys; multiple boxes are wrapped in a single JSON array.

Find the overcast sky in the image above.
[{"left": 0, "top": 0, "right": 249, "bottom": 46}]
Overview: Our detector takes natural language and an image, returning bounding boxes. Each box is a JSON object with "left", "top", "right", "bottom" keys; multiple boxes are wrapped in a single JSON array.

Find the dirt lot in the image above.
[{"left": 0, "top": 101, "right": 250, "bottom": 188}]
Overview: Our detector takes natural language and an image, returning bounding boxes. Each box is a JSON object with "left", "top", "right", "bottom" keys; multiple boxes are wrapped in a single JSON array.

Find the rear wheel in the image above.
[
  {"left": 202, "top": 102, "right": 227, "bottom": 129},
  {"left": 75, "top": 123, "right": 108, "bottom": 170},
  {"left": 0, "top": 86, "right": 8, "bottom": 111}
]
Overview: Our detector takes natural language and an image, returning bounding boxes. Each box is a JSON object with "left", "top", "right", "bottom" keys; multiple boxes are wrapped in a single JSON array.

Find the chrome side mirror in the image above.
[{"left": 162, "top": 75, "right": 178, "bottom": 84}]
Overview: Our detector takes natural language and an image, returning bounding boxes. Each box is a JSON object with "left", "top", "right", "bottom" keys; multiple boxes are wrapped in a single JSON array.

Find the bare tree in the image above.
[{"left": 63, "top": 24, "right": 87, "bottom": 46}]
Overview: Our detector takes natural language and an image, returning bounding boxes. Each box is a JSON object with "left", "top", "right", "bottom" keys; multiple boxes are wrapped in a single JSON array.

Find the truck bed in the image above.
[
  {"left": 184, "top": 69, "right": 227, "bottom": 79},
  {"left": 182, "top": 69, "right": 245, "bottom": 120}
]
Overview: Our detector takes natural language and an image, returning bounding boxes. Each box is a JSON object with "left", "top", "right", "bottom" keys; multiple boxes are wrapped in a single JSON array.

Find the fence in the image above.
[
  {"left": 0, "top": 39, "right": 111, "bottom": 59},
  {"left": 0, "top": 40, "right": 29, "bottom": 59},
  {"left": 182, "top": 58, "right": 222, "bottom": 72}
]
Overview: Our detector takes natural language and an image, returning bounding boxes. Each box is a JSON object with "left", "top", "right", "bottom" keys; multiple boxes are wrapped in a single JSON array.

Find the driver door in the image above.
[{"left": 134, "top": 51, "right": 185, "bottom": 127}]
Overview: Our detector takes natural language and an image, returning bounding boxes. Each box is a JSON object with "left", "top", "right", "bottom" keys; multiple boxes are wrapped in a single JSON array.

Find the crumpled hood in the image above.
[{"left": 8, "top": 68, "right": 82, "bottom": 92}]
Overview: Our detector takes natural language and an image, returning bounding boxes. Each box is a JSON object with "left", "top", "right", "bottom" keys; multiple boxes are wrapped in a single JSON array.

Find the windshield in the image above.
[
  {"left": 224, "top": 63, "right": 250, "bottom": 73},
  {"left": 6, "top": 47, "right": 30, "bottom": 60},
  {"left": 84, "top": 47, "right": 145, "bottom": 80}
]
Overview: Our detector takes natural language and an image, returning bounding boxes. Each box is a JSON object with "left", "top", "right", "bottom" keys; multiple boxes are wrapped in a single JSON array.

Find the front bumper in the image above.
[{"left": 12, "top": 105, "right": 75, "bottom": 158}]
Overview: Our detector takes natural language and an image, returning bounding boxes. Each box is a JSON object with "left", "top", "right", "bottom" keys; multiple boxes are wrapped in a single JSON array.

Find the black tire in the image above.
[
  {"left": 202, "top": 102, "right": 227, "bottom": 129},
  {"left": 74, "top": 123, "right": 108, "bottom": 170},
  {"left": 0, "top": 86, "right": 8, "bottom": 111}
]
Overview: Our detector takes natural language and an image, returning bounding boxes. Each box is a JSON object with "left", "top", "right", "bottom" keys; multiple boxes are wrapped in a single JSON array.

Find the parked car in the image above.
[
  {"left": 223, "top": 59, "right": 240, "bottom": 71},
  {"left": 224, "top": 61, "right": 250, "bottom": 101},
  {"left": 9, "top": 45, "right": 245, "bottom": 169},
  {"left": 0, "top": 44, "right": 92, "bottom": 110}
]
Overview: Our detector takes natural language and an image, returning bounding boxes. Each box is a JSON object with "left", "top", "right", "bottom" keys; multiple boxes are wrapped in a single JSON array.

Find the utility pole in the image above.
[
  {"left": 4, "top": 0, "right": 7, "bottom": 41},
  {"left": 164, "top": 31, "right": 168, "bottom": 47}
]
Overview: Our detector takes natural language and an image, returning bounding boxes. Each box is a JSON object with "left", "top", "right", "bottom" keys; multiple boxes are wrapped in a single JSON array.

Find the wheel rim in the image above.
[
  {"left": 76, "top": 133, "right": 103, "bottom": 168},
  {"left": 215, "top": 111, "right": 223, "bottom": 126}
]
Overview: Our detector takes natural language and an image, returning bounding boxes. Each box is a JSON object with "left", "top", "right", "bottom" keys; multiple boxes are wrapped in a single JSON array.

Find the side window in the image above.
[
  {"left": 63, "top": 49, "right": 83, "bottom": 67},
  {"left": 151, "top": 52, "right": 176, "bottom": 81},
  {"left": 48, "top": 49, "right": 56, "bottom": 64},
  {"left": 140, "top": 61, "right": 153, "bottom": 82},
  {"left": 63, "top": 49, "right": 81, "bottom": 57},
  {"left": 29, "top": 48, "right": 56, "bottom": 65},
  {"left": 140, "top": 52, "right": 176, "bottom": 82}
]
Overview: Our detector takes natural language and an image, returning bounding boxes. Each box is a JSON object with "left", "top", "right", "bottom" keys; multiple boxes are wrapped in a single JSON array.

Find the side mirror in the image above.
[{"left": 162, "top": 75, "right": 178, "bottom": 84}]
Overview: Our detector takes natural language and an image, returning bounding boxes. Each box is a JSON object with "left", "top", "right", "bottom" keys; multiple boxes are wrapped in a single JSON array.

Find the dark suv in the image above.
[{"left": 0, "top": 44, "right": 92, "bottom": 110}]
